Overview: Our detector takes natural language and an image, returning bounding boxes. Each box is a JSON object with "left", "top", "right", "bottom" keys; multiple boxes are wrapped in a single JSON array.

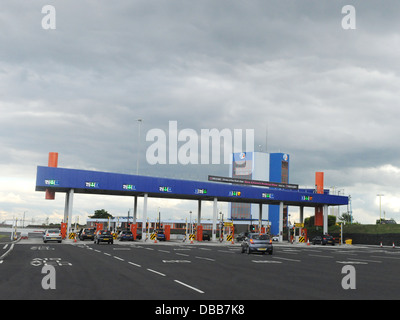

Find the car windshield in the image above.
[
  {"left": 251, "top": 234, "right": 269, "bottom": 240},
  {"left": 99, "top": 230, "right": 111, "bottom": 235},
  {"left": 48, "top": 230, "right": 59, "bottom": 233}
]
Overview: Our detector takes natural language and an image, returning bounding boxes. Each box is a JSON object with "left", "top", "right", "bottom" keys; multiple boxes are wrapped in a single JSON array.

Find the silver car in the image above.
[
  {"left": 241, "top": 233, "right": 273, "bottom": 255},
  {"left": 43, "top": 229, "right": 62, "bottom": 243}
]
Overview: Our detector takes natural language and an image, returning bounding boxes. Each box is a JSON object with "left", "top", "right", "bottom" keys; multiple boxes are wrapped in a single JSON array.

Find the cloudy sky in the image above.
[{"left": 1, "top": 0, "right": 400, "bottom": 225}]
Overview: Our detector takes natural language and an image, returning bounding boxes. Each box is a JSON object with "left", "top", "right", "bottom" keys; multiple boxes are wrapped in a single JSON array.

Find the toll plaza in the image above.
[{"left": 35, "top": 153, "right": 348, "bottom": 242}]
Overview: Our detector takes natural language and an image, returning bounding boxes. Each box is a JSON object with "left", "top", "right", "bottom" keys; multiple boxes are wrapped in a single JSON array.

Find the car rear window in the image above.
[
  {"left": 48, "top": 230, "right": 59, "bottom": 233},
  {"left": 252, "top": 234, "right": 269, "bottom": 240}
]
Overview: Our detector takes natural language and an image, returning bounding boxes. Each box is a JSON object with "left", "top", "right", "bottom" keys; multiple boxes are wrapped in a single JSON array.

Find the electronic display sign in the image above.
[
  {"left": 195, "top": 188, "right": 208, "bottom": 195},
  {"left": 85, "top": 182, "right": 99, "bottom": 188},
  {"left": 262, "top": 193, "right": 274, "bottom": 199},
  {"left": 123, "top": 184, "right": 136, "bottom": 190},
  {"left": 45, "top": 179, "right": 59, "bottom": 186},
  {"left": 159, "top": 186, "right": 172, "bottom": 193}
]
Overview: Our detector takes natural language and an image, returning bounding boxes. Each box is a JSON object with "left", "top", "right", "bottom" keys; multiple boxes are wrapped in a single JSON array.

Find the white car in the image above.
[{"left": 43, "top": 229, "right": 62, "bottom": 243}]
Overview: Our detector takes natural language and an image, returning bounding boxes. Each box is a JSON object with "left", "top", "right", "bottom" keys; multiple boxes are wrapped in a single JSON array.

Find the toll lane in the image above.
[{"left": 3, "top": 241, "right": 400, "bottom": 299}]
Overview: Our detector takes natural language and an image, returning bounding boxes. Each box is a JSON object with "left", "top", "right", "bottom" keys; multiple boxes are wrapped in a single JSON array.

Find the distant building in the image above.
[{"left": 229, "top": 152, "right": 290, "bottom": 235}]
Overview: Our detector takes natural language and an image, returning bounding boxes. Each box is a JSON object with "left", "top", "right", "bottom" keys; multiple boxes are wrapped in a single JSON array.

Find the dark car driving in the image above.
[
  {"left": 312, "top": 234, "right": 335, "bottom": 245},
  {"left": 117, "top": 230, "right": 134, "bottom": 241},
  {"left": 241, "top": 233, "right": 273, "bottom": 255},
  {"left": 156, "top": 229, "right": 166, "bottom": 241},
  {"left": 236, "top": 231, "right": 250, "bottom": 242},
  {"left": 78, "top": 228, "right": 95, "bottom": 241},
  {"left": 94, "top": 230, "right": 114, "bottom": 244}
]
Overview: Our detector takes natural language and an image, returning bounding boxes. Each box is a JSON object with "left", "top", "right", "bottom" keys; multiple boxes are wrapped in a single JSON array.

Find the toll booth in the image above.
[
  {"left": 164, "top": 225, "right": 171, "bottom": 241},
  {"left": 196, "top": 225, "right": 203, "bottom": 241},
  {"left": 294, "top": 223, "right": 307, "bottom": 243},
  {"left": 60, "top": 222, "right": 67, "bottom": 239},
  {"left": 130, "top": 223, "right": 138, "bottom": 240},
  {"left": 95, "top": 223, "right": 103, "bottom": 233},
  {"left": 223, "top": 222, "right": 234, "bottom": 242}
]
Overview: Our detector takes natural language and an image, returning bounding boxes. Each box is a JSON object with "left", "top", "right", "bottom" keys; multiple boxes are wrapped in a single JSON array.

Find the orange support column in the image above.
[
  {"left": 314, "top": 172, "right": 324, "bottom": 226},
  {"left": 196, "top": 225, "right": 203, "bottom": 241},
  {"left": 96, "top": 223, "right": 103, "bottom": 233},
  {"left": 164, "top": 225, "right": 171, "bottom": 241},
  {"left": 45, "top": 152, "right": 58, "bottom": 200},
  {"left": 60, "top": 222, "right": 67, "bottom": 239},
  {"left": 130, "top": 223, "right": 138, "bottom": 240}
]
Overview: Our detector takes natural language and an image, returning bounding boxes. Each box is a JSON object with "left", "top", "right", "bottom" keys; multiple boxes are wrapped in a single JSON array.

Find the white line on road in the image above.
[
  {"left": 176, "top": 253, "right": 189, "bottom": 257},
  {"left": 336, "top": 261, "right": 368, "bottom": 265},
  {"left": 308, "top": 254, "right": 334, "bottom": 258},
  {"left": 218, "top": 250, "right": 235, "bottom": 253},
  {"left": 147, "top": 268, "right": 166, "bottom": 276},
  {"left": 128, "top": 261, "right": 141, "bottom": 267},
  {"left": 104, "top": 252, "right": 111, "bottom": 256},
  {"left": 195, "top": 256, "right": 215, "bottom": 261},
  {"left": 174, "top": 280, "right": 204, "bottom": 294},
  {"left": 348, "top": 258, "right": 382, "bottom": 263},
  {"left": 3, "top": 244, "right": 8, "bottom": 250},
  {"left": 113, "top": 256, "right": 125, "bottom": 261},
  {"left": 274, "top": 256, "right": 301, "bottom": 262}
]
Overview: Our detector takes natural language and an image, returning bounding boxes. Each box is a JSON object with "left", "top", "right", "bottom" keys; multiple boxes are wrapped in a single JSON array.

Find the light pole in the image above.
[{"left": 377, "top": 194, "right": 384, "bottom": 223}]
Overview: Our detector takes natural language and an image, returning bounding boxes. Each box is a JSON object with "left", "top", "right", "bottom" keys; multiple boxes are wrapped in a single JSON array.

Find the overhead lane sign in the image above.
[{"left": 208, "top": 175, "right": 299, "bottom": 190}]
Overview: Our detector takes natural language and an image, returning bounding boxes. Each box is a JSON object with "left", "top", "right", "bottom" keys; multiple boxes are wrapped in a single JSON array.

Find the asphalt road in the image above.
[{"left": 1, "top": 238, "right": 400, "bottom": 300}]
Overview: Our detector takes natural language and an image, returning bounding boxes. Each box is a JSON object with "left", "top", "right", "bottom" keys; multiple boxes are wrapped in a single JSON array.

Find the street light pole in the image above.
[{"left": 377, "top": 194, "right": 384, "bottom": 223}]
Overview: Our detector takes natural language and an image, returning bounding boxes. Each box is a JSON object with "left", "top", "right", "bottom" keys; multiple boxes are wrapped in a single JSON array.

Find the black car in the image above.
[
  {"left": 118, "top": 230, "right": 134, "bottom": 241},
  {"left": 312, "top": 235, "right": 335, "bottom": 245},
  {"left": 236, "top": 232, "right": 250, "bottom": 242},
  {"left": 312, "top": 236, "right": 322, "bottom": 245},
  {"left": 241, "top": 233, "right": 273, "bottom": 255},
  {"left": 156, "top": 230, "right": 166, "bottom": 241},
  {"left": 322, "top": 234, "right": 335, "bottom": 245},
  {"left": 94, "top": 230, "right": 114, "bottom": 244},
  {"left": 78, "top": 228, "right": 95, "bottom": 241},
  {"left": 202, "top": 232, "right": 210, "bottom": 241}
]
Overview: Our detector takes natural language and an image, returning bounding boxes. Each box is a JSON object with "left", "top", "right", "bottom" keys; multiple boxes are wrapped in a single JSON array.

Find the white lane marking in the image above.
[
  {"left": 176, "top": 253, "right": 189, "bottom": 257},
  {"left": 147, "top": 268, "right": 166, "bottom": 277},
  {"left": 128, "top": 261, "right": 141, "bottom": 267},
  {"left": 174, "top": 280, "right": 204, "bottom": 294},
  {"left": 195, "top": 256, "right": 215, "bottom": 261},
  {"left": 274, "top": 256, "right": 301, "bottom": 262}
]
